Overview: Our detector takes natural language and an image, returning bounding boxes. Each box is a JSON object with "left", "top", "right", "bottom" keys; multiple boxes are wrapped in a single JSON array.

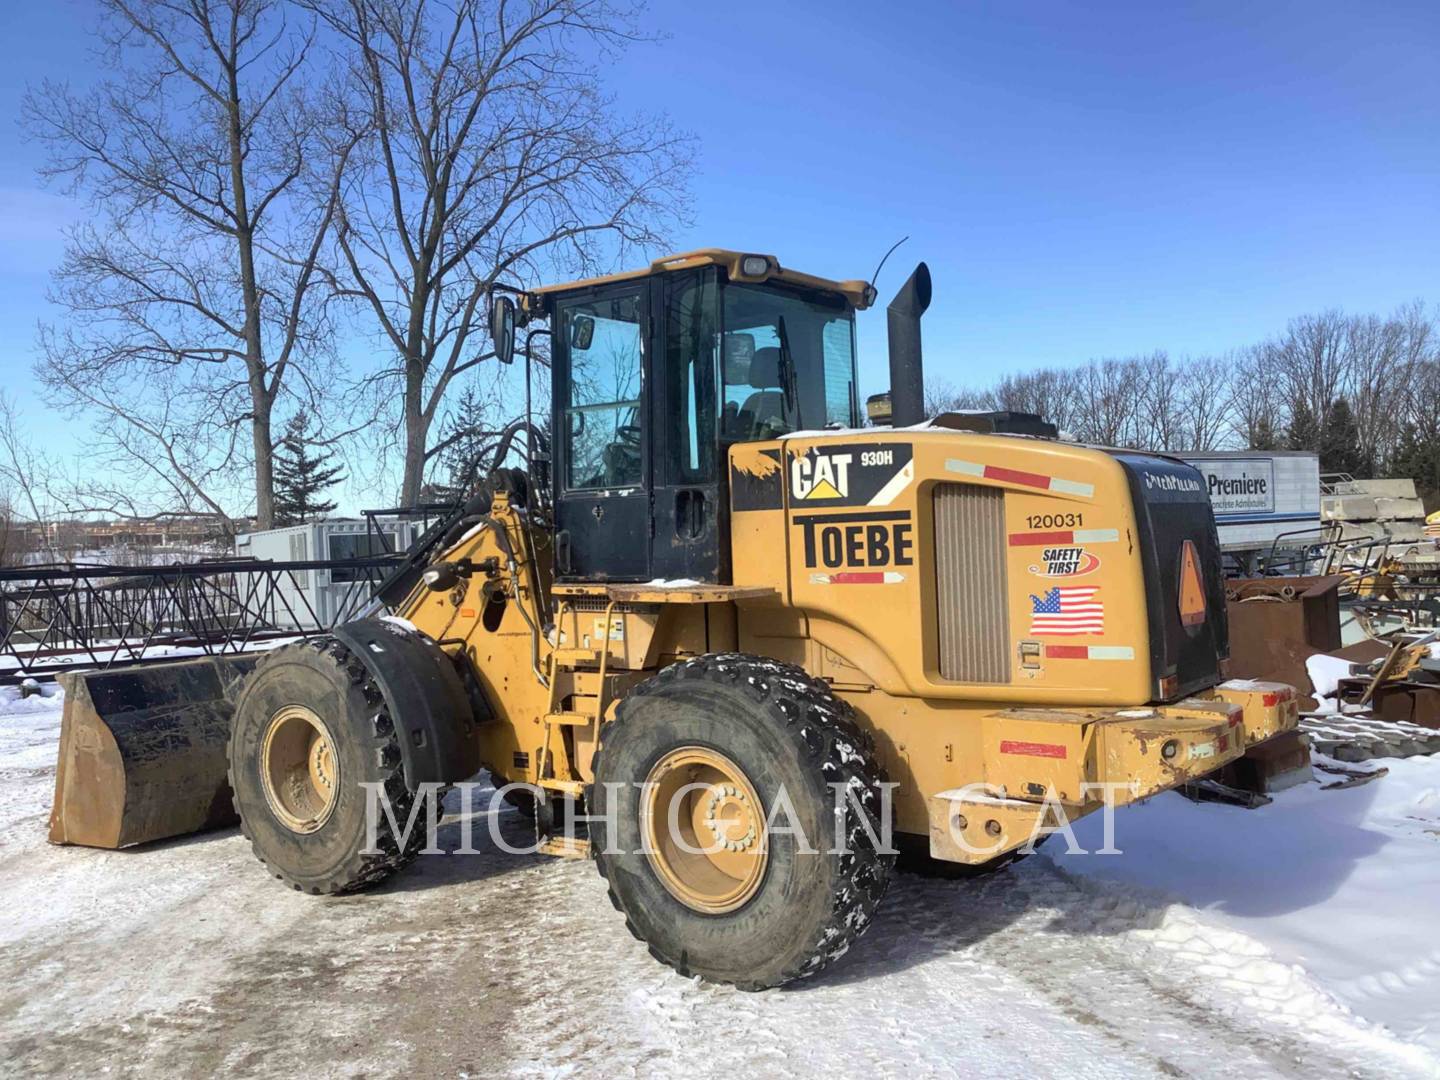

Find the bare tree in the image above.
[
  {"left": 1223, "top": 345, "right": 1280, "bottom": 449},
  {"left": 0, "top": 394, "right": 58, "bottom": 563},
  {"left": 992, "top": 369, "right": 1079, "bottom": 434},
  {"left": 0, "top": 494, "right": 24, "bottom": 569},
  {"left": 925, "top": 377, "right": 993, "bottom": 416},
  {"left": 1070, "top": 358, "right": 1141, "bottom": 446},
  {"left": 1175, "top": 354, "right": 1233, "bottom": 451},
  {"left": 1394, "top": 302, "right": 1440, "bottom": 475},
  {"left": 303, "top": 0, "right": 693, "bottom": 504},
  {"left": 38, "top": 368, "right": 247, "bottom": 537},
  {"left": 1132, "top": 351, "right": 1182, "bottom": 451},
  {"left": 897, "top": 301, "right": 1440, "bottom": 466},
  {"left": 26, "top": 0, "right": 353, "bottom": 529},
  {"left": 1342, "top": 313, "right": 1405, "bottom": 474},
  {"left": 1264, "top": 309, "right": 1350, "bottom": 450},
  {"left": 1389, "top": 300, "right": 1437, "bottom": 456}
]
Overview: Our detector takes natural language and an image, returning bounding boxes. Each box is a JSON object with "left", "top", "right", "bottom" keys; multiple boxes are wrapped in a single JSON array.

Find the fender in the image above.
[{"left": 330, "top": 618, "right": 481, "bottom": 788}]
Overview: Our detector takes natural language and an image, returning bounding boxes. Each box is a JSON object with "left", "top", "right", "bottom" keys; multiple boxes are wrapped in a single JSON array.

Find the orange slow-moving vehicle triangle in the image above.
[{"left": 1178, "top": 540, "right": 1207, "bottom": 627}]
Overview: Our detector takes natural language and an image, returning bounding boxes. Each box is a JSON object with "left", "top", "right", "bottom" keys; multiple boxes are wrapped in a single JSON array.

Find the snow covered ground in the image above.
[{"left": 3, "top": 685, "right": 1439, "bottom": 1078}]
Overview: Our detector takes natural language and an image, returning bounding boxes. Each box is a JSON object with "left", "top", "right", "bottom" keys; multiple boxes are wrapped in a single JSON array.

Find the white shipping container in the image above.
[
  {"left": 234, "top": 519, "right": 419, "bottom": 630},
  {"left": 1176, "top": 451, "right": 1321, "bottom": 559}
]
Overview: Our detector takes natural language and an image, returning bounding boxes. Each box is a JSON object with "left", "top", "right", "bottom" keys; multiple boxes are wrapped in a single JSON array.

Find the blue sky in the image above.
[
  {"left": 1, "top": 1, "right": 1437, "bottom": 500},
  {"left": 598, "top": 0, "right": 1439, "bottom": 391}
]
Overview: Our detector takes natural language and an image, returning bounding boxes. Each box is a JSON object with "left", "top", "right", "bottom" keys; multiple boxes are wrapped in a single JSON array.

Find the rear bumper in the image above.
[
  {"left": 1207, "top": 680, "right": 1302, "bottom": 748},
  {"left": 927, "top": 681, "right": 1302, "bottom": 865}
]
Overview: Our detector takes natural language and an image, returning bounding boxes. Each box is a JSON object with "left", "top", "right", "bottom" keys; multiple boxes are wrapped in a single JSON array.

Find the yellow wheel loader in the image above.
[{"left": 50, "top": 249, "right": 1301, "bottom": 989}]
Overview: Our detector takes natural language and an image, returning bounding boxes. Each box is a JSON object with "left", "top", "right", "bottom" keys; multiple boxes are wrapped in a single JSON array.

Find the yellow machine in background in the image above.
[{"left": 51, "top": 250, "right": 1300, "bottom": 990}]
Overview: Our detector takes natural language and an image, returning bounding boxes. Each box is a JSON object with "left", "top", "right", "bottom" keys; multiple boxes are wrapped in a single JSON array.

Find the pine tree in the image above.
[
  {"left": 273, "top": 413, "right": 345, "bottom": 525},
  {"left": 1249, "top": 413, "right": 1281, "bottom": 451},
  {"left": 1392, "top": 422, "right": 1440, "bottom": 511},
  {"left": 1319, "top": 398, "right": 1370, "bottom": 477},
  {"left": 1286, "top": 399, "right": 1319, "bottom": 454},
  {"left": 430, "top": 381, "right": 499, "bottom": 497}
]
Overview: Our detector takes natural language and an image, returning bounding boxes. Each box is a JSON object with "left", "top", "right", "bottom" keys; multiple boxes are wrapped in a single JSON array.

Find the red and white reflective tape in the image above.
[
  {"left": 1000, "top": 739, "right": 1068, "bottom": 759},
  {"left": 1008, "top": 528, "right": 1120, "bottom": 547},
  {"left": 946, "top": 458, "right": 1094, "bottom": 498},
  {"left": 808, "top": 571, "right": 906, "bottom": 585},
  {"left": 1043, "top": 644, "right": 1135, "bottom": 661}
]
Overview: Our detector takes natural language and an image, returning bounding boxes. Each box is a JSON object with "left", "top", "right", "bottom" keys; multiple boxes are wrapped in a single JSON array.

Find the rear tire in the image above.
[
  {"left": 228, "top": 637, "right": 429, "bottom": 894},
  {"left": 591, "top": 653, "right": 893, "bottom": 989}
]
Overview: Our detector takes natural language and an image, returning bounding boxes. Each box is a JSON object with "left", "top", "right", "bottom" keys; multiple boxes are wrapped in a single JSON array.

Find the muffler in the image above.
[{"left": 886, "top": 261, "right": 932, "bottom": 427}]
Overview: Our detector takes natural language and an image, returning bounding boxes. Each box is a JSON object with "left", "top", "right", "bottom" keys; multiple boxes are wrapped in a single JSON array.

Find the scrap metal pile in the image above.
[
  {"left": 1311, "top": 478, "right": 1440, "bottom": 632},
  {"left": 1225, "top": 529, "right": 1440, "bottom": 776}
]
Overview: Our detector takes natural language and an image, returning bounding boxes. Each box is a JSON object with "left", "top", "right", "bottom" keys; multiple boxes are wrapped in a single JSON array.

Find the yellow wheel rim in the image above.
[
  {"left": 260, "top": 705, "right": 339, "bottom": 834},
  {"left": 642, "top": 746, "right": 768, "bottom": 914}
]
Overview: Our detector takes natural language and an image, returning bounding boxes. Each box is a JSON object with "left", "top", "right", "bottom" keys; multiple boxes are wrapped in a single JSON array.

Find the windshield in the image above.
[{"left": 721, "top": 282, "right": 857, "bottom": 440}]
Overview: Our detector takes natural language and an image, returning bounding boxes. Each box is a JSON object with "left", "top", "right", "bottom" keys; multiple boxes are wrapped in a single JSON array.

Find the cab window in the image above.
[
  {"left": 665, "top": 273, "right": 719, "bottom": 484},
  {"left": 720, "top": 283, "right": 856, "bottom": 442},
  {"left": 561, "top": 292, "right": 643, "bottom": 489}
]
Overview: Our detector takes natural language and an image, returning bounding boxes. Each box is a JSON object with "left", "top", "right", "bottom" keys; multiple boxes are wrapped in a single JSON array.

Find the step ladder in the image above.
[{"left": 531, "top": 600, "right": 617, "bottom": 843}]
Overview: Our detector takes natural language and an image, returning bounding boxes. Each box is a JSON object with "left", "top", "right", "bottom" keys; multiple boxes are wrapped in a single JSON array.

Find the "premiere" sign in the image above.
[{"left": 1198, "top": 458, "right": 1275, "bottom": 516}]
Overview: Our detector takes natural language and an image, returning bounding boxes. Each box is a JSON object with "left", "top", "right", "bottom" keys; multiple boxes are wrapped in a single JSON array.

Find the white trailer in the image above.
[
  {"left": 234, "top": 519, "right": 418, "bottom": 630},
  {"left": 1176, "top": 451, "right": 1321, "bottom": 569}
]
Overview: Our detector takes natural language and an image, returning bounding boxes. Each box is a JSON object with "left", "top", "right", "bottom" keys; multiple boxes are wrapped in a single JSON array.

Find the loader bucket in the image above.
[{"left": 48, "top": 655, "right": 257, "bottom": 849}]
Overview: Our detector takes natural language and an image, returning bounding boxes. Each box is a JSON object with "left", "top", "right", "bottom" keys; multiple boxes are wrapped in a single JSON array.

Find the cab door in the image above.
[
  {"left": 553, "top": 283, "right": 651, "bottom": 581},
  {"left": 649, "top": 269, "right": 726, "bottom": 583}
]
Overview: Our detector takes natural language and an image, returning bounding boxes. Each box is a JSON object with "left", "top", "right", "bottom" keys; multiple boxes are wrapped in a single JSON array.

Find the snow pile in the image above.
[
  {"left": 1218, "top": 677, "right": 1270, "bottom": 691},
  {"left": 4, "top": 676, "right": 1440, "bottom": 1074},
  {"left": 1307, "top": 652, "right": 1359, "bottom": 713},
  {"left": 1056, "top": 756, "right": 1440, "bottom": 1056},
  {"left": 0, "top": 684, "right": 65, "bottom": 774}
]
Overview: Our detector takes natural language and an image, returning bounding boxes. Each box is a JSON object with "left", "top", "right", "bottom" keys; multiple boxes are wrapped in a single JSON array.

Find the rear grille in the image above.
[{"left": 933, "top": 482, "right": 1010, "bottom": 682}]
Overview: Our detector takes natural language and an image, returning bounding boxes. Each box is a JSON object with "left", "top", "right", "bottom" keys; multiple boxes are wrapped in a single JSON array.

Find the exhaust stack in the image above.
[{"left": 886, "top": 262, "right": 931, "bottom": 427}]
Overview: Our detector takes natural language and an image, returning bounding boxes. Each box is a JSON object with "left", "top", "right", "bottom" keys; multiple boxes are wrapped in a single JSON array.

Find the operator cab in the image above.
[{"left": 515, "top": 250, "right": 875, "bottom": 583}]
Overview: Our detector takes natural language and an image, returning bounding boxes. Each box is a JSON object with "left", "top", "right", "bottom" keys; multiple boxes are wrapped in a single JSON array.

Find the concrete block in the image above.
[
  {"left": 1321, "top": 495, "right": 1377, "bottom": 521},
  {"left": 1382, "top": 521, "right": 1424, "bottom": 544},
  {"left": 1330, "top": 521, "right": 1384, "bottom": 544},
  {"left": 1350, "top": 478, "right": 1417, "bottom": 499},
  {"left": 1374, "top": 496, "right": 1424, "bottom": 521},
  {"left": 1220, "top": 731, "right": 1313, "bottom": 794}
]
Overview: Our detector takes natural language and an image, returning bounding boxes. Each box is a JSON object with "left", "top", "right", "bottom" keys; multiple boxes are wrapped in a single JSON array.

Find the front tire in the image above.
[
  {"left": 591, "top": 653, "right": 893, "bottom": 989},
  {"left": 228, "top": 637, "right": 428, "bottom": 894}
]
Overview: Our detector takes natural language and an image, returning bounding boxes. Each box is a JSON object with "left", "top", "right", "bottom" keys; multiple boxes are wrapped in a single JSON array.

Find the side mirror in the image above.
[
  {"left": 489, "top": 294, "right": 516, "bottom": 365},
  {"left": 570, "top": 314, "right": 595, "bottom": 351}
]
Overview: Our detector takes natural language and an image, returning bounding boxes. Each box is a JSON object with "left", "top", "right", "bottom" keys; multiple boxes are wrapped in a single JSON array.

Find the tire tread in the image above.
[
  {"left": 227, "top": 636, "right": 427, "bottom": 894},
  {"left": 592, "top": 652, "right": 894, "bottom": 989}
]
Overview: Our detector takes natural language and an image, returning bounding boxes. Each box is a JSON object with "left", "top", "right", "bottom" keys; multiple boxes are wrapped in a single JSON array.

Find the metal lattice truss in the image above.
[{"left": 0, "top": 557, "right": 401, "bottom": 684}]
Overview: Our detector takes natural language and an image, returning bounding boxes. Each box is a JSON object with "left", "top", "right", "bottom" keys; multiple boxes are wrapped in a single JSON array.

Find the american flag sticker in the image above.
[{"left": 1028, "top": 586, "right": 1104, "bottom": 635}]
